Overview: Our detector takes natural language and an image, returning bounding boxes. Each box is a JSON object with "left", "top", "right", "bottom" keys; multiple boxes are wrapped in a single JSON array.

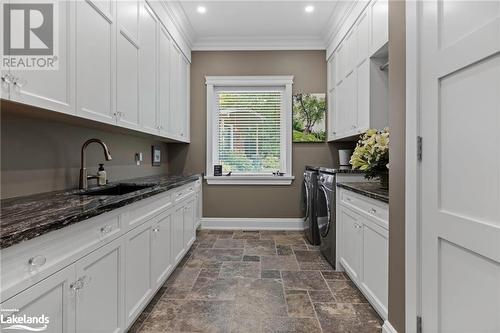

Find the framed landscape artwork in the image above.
[{"left": 292, "top": 93, "right": 326, "bottom": 142}]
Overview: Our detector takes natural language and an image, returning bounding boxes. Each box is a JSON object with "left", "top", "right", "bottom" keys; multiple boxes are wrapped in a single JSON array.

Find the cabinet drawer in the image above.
[
  {"left": 1, "top": 212, "right": 122, "bottom": 301},
  {"left": 173, "top": 184, "right": 195, "bottom": 203},
  {"left": 340, "top": 189, "right": 388, "bottom": 227},
  {"left": 126, "top": 191, "right": 172, "bottom": 228}
]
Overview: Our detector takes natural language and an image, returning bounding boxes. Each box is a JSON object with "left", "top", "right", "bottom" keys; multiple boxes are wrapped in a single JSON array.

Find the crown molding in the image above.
[
  {"left": 159, "top": 1, "right": 196, "bottom": 48},
  {"left": 192, "top": 36, "right": 326, "bottom": 51}
]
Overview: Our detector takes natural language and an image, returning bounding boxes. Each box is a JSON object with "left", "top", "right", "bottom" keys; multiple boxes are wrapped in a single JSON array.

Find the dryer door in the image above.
[{"left": 317, "top": 185, "right": 331, "bottom": 238}]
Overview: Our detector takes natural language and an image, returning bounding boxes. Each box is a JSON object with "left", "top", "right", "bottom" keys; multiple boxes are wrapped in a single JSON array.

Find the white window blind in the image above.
[{"left": 215, "top": 89, "right": 283, "bottom": 174}]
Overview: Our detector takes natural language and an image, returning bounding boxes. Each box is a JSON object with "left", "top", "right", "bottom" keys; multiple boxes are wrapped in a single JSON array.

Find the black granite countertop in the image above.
[
  {"left": 305, "top": 166, "right": 364, "bottom": 174},
  {"left": 0, "top": 174, "right": 201, "bottom": 249},
  {"left": 337, "top": 182, "right": 389, "bottom": 203}
]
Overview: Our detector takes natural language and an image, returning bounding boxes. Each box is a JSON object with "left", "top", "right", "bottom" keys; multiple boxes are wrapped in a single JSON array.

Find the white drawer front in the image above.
[
  {"left": 1, "top": 212, "right": 122, "bottom": 301},
  {"left": 340, "top": 189, "right": 388, "bottom": 227},
  {"left": 126, "top": 192, "right": 172, "bottom": 228}
]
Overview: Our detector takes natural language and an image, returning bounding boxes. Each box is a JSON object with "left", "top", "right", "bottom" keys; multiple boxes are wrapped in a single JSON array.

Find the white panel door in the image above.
[
  {"left": 362, "top": 220, "right": 388, "bottom": 317},
  {"left": 172, "top": 206, "right": 185, "bottom": 263},
  {"left": 420, "top": 1, "right": 500, "bottom": 332},
  {"left": 124, "top": 221, "right": 153, "bottom": 326},
  {"left": 139, "top": 2, "right": 158, "bottom": 134},
  {"left": 151, "top": 211, "right": 173, "bottom": 288},
  {"left": 327, "top": 89, "right": 336, "bottom": 141},
  {"left": 8, "top": 0, "right": 74, "bottom": 115},
  {"left": 339, "top": 206, "right": 363, "bottom": 281},
  {"left": 158, "top": 24, "right": 172, "bottom": 137},
  {"left": 75, "top": 0, "right": 116, "bottom": 124},
  {"left": 75, "top": 237, "right": 124, "bottom": 333},
  {"left": 0, "top": 265, "right": 76, "bottom": 333},
  {"left": 343, "top": 71, "right": 357, "bottom": 135},
  {"left": 356, "top": 9, "right": 370, "bottom": 66},
  {"left": 116, "top": 0, "right": 140, "bottom": 130}
]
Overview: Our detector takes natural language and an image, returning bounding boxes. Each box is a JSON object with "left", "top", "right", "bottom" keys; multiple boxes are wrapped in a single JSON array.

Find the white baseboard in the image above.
[
  {"left": 382, "top": 321, "right": 398, "bottom": 333},
  {"left": 200, "top": 217, "right": 305, "bottom": 230}
]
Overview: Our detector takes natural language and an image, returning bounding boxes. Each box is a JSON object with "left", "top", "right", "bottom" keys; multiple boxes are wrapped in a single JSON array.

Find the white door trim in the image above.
[
  {"left": 405, "top": 1, "right": 421, "bottom": 332},
  {"left": 382, "top": 320, "right": 398, "bottom": 333},
  {"left": 200, "top": 217, "right": 305, "bottom": 231}
]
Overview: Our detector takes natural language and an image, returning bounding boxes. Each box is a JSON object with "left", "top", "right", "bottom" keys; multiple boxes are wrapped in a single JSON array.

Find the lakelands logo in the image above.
[
  {"left": 0, "top": 309, "right": 49, "bottom": 331},
  {"left": 1, "top": 1, "right": 59, "bottom": 70}
]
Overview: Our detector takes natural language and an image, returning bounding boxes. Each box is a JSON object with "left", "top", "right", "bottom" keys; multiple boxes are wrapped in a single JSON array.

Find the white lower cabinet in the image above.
[
  {"left": 151, "top": 211, "right": 173, "bottom": 288},
  {"left": 0, "top": 265, "right": 76, "bottom": 333},
  {"left": 0, "top": 179, "right": 202, "bottom": 332},
  {"left": 124, "top": 221, "right": 153, "bottom": 326},
  {"left": 337, "top": 188, "right": 388, "bottom": 319},
  {"left": 75, "top": 237, "right": 124, "bottom": 333},
  {"left": 172, "top": 206, "right": 185, "bottom": 263}
]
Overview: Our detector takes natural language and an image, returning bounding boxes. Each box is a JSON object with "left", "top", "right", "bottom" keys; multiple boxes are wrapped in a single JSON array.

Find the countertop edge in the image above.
[
  {"left": 0, "top": 175, "right": 201, "bottom": 249},
  {"left": 336, "top": 182, "right": 389, "bottom": 204}
]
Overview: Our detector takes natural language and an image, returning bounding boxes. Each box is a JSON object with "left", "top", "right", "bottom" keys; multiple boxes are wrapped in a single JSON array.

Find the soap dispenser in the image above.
[{"left": 98, "top": 164, "right": 107, "bottom": 186}]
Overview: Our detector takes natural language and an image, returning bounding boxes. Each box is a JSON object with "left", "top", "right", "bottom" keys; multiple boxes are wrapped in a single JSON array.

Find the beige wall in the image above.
[
  {"left": 169, "top": 50, "right": 354, "bottom": 217},
  {"left": 1, "top": 100, "right": 169, "bottom": 199},
  {"left": 388, "top": 1, "right": 406, "bottom": 332}
]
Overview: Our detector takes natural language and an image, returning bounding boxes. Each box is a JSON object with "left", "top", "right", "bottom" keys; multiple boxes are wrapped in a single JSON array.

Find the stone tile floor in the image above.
[{"left": 128, "top": 230, "right": 382, "bottom": 333}]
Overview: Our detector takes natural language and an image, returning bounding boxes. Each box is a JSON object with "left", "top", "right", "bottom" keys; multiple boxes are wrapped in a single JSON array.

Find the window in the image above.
[{"left": 205, "top": 76, "right": 294, "bottom": 185}]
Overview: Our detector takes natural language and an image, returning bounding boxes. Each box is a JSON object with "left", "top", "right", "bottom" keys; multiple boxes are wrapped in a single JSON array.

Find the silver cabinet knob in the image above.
[
  {"left": 153, "top": 228, "right": 160, "bottom": 233},
  {"left": 28, "top": 255, "right": 47, "bottom": 267},
  {"left": 100, "top": 225, "right": 112, "bottom": 234},
  {"left": 369, "top": 208, "right": 377, "bottom": 214}
]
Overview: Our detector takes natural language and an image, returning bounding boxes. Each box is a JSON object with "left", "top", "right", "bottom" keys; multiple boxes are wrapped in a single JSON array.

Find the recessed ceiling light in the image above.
[
  {"left": 197, "top": 6, "right": 206, "bottom": 14},
  {"left": 305, "top": 5, "right": 314, "bottom": 13}
]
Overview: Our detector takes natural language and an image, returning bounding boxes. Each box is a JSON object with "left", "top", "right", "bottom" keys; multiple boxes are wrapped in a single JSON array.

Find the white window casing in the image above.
[{"left": 205, "top": 76, "right": 294, "bottom": 185}]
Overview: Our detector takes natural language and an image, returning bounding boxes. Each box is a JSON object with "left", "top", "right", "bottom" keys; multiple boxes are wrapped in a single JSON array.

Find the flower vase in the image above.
[{"left": 379, "top": 172, "right": 389, "bottom": 189}]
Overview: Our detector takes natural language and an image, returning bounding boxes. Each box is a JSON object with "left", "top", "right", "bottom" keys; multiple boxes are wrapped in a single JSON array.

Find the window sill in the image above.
[{"left": 204, "top": 175, "right": 295, "bottom": 185}]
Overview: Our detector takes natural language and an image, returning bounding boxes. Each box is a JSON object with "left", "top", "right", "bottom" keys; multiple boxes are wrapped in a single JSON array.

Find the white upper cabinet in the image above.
[
  {"left": 116, "top": 0, "right": 140, "bottom": 130},
  {"left": 326, "top": 0, "right": 388, "bottom": 142},
  {"left": 139, "top": 2, "right": 159, "bottom": 134},
  {"left": 1, "top": 0, "right": 190, "bottom": 142},
  {"left": 75, "top": 0, "right": 116, "bottom": 124},
  {"left": 7, "top": 0, "right": 74, "bottom": 115},
  {"left": 369, "top": 0, "right": 388, "bottom": 55},
  {"left": 158, "top": 25, "right": 172, "bottom": 137}
]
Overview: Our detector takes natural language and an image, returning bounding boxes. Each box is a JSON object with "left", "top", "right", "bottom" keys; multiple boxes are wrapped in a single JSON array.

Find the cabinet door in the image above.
[
  {"left": 327, "top": 89, "right": 336, "bottom": 141},
  {"left": 75, "top": 237, "right": 124, "bottom": 333},
  {"left": 343, "top": 72, "right": 357, "bottom": 135},
  {"left": 8, "top": 0, "right": 74, "bottom": 115},
  {"left": 172, "top": 206, "right": 185, "bottom": 263},
  {"left": 158, "top": 25, "right": 171, "bottom": 137},
  {"left": 177, "top": 55, "right": 190, "bottom": 141},
  {"left": 139, "top": 2, "right": 158, "bottom": 134},
  {"left": 339, "top": 206, "right": 363, "bottom": 281},
  {"left": 370, "top": 0, "right": 388, "bottom": 55},
  {"left": 183, "top": 199, "right": 195, "bottom": 248},
  {"left": 345, "top": 27, "right": 356, "bottom": 76},
  {"left": 76, "top": 0, "right": 116, "bottom": 124},
  {"left": 151, "top": 211, "right": 173, "bottom": 288},
  {"left": 356, "top": 59, "right": 370, "bottom": 133},
  {"left": 356, "top": 9, "right": 370, "bottom": 66},
  {"left": 335, "top": 43, "right": 345, "bottom": 85},
  {"left": 362, "top": 220, "right": 388, "bottom": 316},
  {"left": 124, "top": 221, "right": 153, "bottom": 326},
  {"left": 0, "top": 265, "right": 76, "bottom": 333},
  {"left": 116, "top": 0, "right": 140, "bottom": 130},
  {"left": 168, "top": 43, "right": 181, "bottom": 138}
]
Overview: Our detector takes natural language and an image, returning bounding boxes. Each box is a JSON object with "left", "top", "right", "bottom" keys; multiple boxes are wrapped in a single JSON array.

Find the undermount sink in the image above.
[{"left": 79, "top": 183, "right": 155, "bottom": 196}]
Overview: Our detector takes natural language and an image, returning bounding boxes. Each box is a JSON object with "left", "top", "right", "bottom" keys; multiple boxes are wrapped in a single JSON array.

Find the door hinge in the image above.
[
  {"left": 417, "top": 315, "right": 422, "bottom": 333},
  {"left": 417, "top": 136, "right": 423, "bottom": 161}
]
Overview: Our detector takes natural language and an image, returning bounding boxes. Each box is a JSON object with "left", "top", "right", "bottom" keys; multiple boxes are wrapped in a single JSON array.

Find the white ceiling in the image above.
[{"left": 167, "top": 1, "right": 347, "bottom": 50}]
